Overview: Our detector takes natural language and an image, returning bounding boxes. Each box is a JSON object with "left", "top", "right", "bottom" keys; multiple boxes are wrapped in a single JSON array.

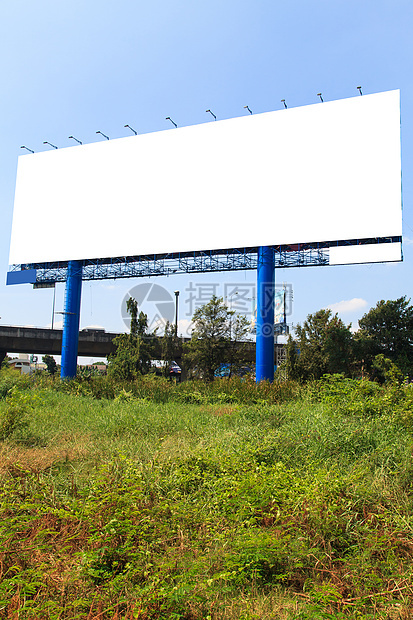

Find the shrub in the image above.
[{"left": 0, "top": 387, "right": 38, "bottom": 440}]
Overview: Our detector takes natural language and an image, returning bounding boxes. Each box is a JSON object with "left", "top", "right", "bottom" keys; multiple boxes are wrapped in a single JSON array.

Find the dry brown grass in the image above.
[
  {"left": 199, "top": 404, "right": 238, "bottom": 417},
  {"left": 0, "top": 445, "right": 72, "bottom": 475},
  {"left": 0, "top": 438, "right": 91, "bottom": 476}
]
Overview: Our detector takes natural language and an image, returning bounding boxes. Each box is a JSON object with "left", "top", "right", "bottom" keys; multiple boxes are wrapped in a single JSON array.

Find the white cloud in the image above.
[{"left": 326, "top": 298, "right": 368, "bottom": 315}]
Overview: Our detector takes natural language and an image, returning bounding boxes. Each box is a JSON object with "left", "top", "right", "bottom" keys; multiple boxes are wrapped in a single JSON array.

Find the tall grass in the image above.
[
  {"left": 1, "top": 371, "right": 413, "bottom": 618},
  {"left": 29, "top": 372, "right": 300, "bottom": 405}
]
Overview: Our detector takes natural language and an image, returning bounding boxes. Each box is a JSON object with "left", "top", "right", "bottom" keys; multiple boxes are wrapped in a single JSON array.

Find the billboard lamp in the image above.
[
  {"left": 357, "top": 86, "right": 363, "bottom": 96},
  {"left": 281, "top": 99, "right": 287, "bottom": 109},
  {"left": 43, "top": 141, "right": 58, "bottom": 149},
  {"left": 124, "top": 124, "right": 137, "bottom": 135},
  {"left": 68, "top": 136, "right": 83, "bottom": 145},
  {"left": 20, "top": 146, "right": 34, "bottom": 153},
  {"left": 166, "top": 117, "right": 177, "bottom": 128},
  {"left": 96, "top": 131, "right": 110, "bottom": 140},
  {"left": 206, "top": 109, "right": 217, "bottom": 120},
  {"left": 317, "top": 93, "right": 324, "bottom": 102},
  {"left": 244, "top": 105, "right": 253, "bottom": 115}
]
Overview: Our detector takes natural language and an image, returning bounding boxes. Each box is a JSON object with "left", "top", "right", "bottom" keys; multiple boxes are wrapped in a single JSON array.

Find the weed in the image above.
[
  {"left": 1, "top": 375, "right": 413, "bottom": 618},
  {"left": 0, "top": 386, "right": 40, "bottom": 440}
]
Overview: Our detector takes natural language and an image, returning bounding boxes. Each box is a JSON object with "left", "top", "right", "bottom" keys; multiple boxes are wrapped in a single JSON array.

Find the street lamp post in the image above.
[{"left": 174, "top": 291, "right": 180, "bottom": 337}]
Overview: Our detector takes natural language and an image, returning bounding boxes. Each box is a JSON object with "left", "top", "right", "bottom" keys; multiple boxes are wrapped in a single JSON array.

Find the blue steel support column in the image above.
[
  {"left": 256, "top": 246, "right": 275, "bottom": 382},
  {"left": 61, "top": 260, "right": 83, "bottom": 378}
]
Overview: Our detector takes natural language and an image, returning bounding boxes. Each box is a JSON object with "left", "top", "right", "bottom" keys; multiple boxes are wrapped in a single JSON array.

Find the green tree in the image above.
[
  {"left": 1, "top": 355, "right": 11, "bottom": 370},
  {"left": 285, "top": 335, "right": 300, "bottom": 381},
  {"left": 108, "top": 297, "right": 152, "bottom": 380},
  {"left": 127, "top": 296, "right": 138, "bottom": 337},
  {"left": 371, "top": 353, "right": 404, "bottom": 384},
  {"left": 287, "top": 308, "right": 353, "bottom": 380},
  {"left": 184, "top": 295, "right": 250, "bottom": 381},
  {"left": 355, "top": 296, "right": 413, "bottom": 377},
  {"left": 42, "top": 354, "right": 58, "bottom": 376}
]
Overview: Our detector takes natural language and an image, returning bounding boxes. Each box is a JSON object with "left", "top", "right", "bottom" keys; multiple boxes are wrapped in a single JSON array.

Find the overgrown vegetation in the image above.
[
  {"left": 1, "top": 295, "right": 413, "bottom": 617},
  {"left": 1, "top": 368, "right": 413, "bottom": 619},
  {"left": 107, "top": 297, "right": 153, "bottom": 380}
]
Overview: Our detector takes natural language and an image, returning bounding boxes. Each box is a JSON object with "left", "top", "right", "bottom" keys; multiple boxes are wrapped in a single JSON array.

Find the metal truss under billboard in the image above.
[{"left": 7, "top": 237, "right": 402, "bottom": 286}]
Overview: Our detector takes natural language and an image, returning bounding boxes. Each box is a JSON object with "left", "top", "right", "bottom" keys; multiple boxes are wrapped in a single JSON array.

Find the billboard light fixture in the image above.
[
  {"left": 166, "top": 117, "right": 177, "bottom": 128},
  {"left": 43, "top": 141, "right": 58, "bottom": 149},
  {"left": 68, "top": 136, "right": 83, "bottom": 145},
  {"left": 281, "top": 99, "right": 287, "bottom": 109},
  {"left": 96, "top": 131, "right": 110, "bottom": 140},
  {"left": 20, "top": 146, "right": 34, "bottom": 153},
  {"left": 357, "top": 86, "right": 363, "bottom": 96},
  {"left": 317, "top": 93, "right": 324, "bottom": 102},
  {"left": 206, "top": 109, "right": 217, "bottom": 120},
  {"left": 124, "top": 124, "right": 137, "bottom": 135},
  {"left": 244, "top": 105, "right": 253, "bottom": 115}
]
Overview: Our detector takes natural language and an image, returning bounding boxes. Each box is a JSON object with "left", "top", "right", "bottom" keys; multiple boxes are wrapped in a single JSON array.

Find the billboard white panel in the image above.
[
  {"left": 329, "top": 242, "right": 402, "bottom": 265},
  {"left": 9, "top": 90, "right": 402, "bottom": 265}
]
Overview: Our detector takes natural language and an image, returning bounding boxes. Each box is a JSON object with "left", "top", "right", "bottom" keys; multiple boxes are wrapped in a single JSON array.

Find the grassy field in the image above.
[{"left": 1, "top": 371, "right": 413, "bottom": 619}]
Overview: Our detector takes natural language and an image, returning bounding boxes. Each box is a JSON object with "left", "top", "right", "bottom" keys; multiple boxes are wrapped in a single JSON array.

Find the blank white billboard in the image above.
[
  {"left": 329, "top": 242, "right": 402, "bottom": 265},
  {"left": 9, "top": 90, "right": 402, "bottom": 265}
]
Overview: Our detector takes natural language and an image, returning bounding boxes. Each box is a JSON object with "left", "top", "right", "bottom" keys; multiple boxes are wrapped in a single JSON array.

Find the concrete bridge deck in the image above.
[
  {"left": 0, "top": 326, "right": 284, "bottom": 367},
  {"left": 0, "top": 326, "right": 118, "bottom": 361}
]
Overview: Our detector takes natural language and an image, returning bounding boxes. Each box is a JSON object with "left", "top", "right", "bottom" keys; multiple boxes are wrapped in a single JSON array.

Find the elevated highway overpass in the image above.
[
  {"left": 0, "top": 326, "right": 152, "bottom": 363},
  {"left": 0, "top": 326, "right": 285, "bottom": 369}
]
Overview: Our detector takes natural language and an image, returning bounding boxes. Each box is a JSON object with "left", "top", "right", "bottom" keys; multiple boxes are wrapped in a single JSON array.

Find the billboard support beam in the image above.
[
  {"left": 256, "top": 246, "right": 275, "bottom": 383},
  {"left": 61, "top": 260, "right": 82, "bottom": 379}
]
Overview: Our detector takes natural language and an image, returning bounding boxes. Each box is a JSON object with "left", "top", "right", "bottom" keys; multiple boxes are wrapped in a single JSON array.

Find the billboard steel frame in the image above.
[{"left": 8, "top": 236, "right": 401, "bottom": 284}]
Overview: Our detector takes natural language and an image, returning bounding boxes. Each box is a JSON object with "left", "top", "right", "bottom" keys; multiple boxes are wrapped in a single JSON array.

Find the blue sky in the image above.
[{"left": 1, "top": 0, "right": 413, "bottom": 360}]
